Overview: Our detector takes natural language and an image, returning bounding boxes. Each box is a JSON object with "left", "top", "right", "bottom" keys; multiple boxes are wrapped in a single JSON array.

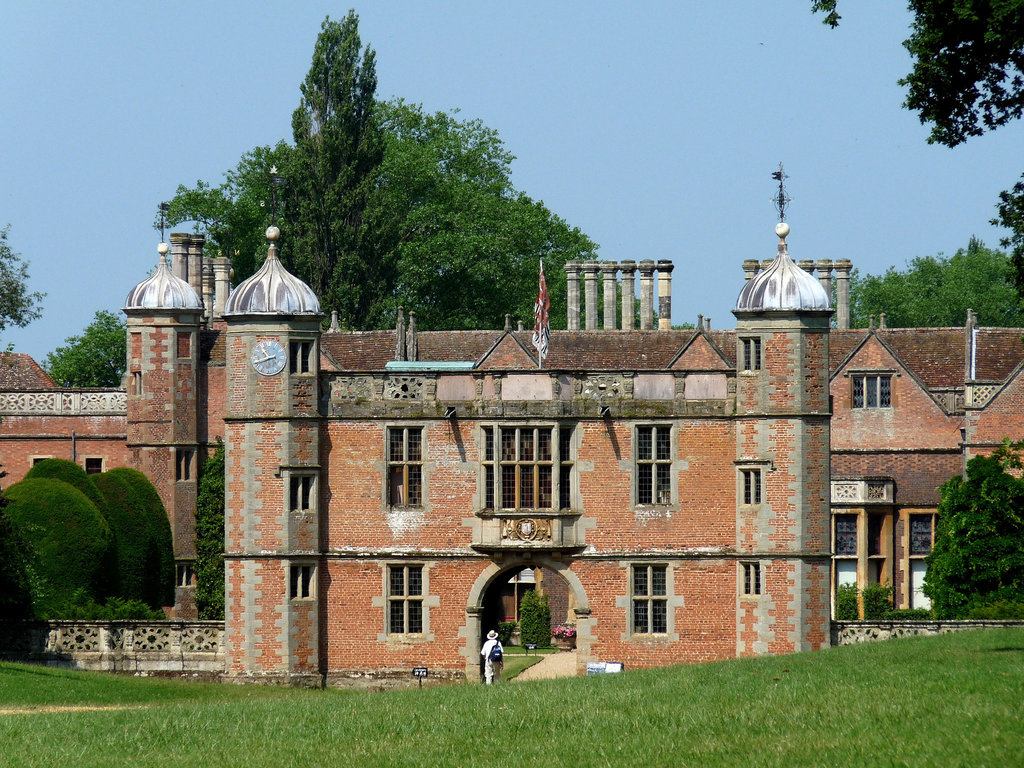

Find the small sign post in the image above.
[
  {"left": 412, "top": 667, "right": 428, "bottom": 688},
  {"left": 525, "top": 643, "right": 537, "bottom": 655}
]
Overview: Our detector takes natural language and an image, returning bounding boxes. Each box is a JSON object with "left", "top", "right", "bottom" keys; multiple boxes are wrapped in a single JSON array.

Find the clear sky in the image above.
[{"left": 3, "top": 2, "right": 1022, "bottom": 363}]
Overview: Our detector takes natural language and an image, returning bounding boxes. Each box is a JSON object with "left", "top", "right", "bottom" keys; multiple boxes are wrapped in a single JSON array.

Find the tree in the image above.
[
  {"left": 848, "top": 238, "right": 1024, "bottom": 327},
  {"left": 166, "top": 15, "right": 598, "bottom": 332},
  {"left": 283, "top": 12, "right": 386, "bottom": 328},
  {"left": 814, "top": 2, "right": 1024, "bottom": 297},
  {"left": 0, "top": 225, "right": 44, "bottom": 337},
  {"left": 924, "top": 440, "right": 1024, "bottom": 618},
  {"left": 43, "top": 310, "right": 127, "bottom": 387},
  {"left": 194, "top": 442, "right": 225, "bottom": 620}
]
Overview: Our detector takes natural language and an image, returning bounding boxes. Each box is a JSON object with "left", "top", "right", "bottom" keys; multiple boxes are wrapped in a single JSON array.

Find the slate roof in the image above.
[{"left": 0, "top": 353, "right": 57, "bottom": 389}]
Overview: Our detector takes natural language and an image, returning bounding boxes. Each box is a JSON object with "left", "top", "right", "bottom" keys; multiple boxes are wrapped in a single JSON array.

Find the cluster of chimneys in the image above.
[
  {"left": 564, "top": 257, "right": 856, "bottom": 332},
  {"left": 168, "top": 233, "right": 231, "bottom": 322}
]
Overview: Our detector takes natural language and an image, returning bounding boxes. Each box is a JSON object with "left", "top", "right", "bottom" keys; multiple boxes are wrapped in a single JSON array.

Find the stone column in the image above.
[
  {"left": 816, "top": 259, "right": 833, "bottom": 299},
  {"left": 212, "top": 257, "right": 231, "bottom": 319},
  {"left": 582, "top": 262, "right": 600, "bottom": 331},
  {"left": 187, "top": 234, "right": 205, "bottom": 298},
  {"left": 602, "top": 263, "right": 618, "bottom": 330},
  {"left": 170, "top": 233, "right": 189, "bottom": 282},
  {"left": 742, "top": 259, "right": 760, "bottom": 283},
  {"left": 620, "top": 260, "right": 636, "bottom": 331},
  {"left": 657, "top": 260, "right": 674, "bottom": 330},
  {"left": 834, "top": 259, "right": 852, "bottom": 330},
  {"left": 202, "top": 263, "right": 214, "bottom": 324},
  {"left": 565, "top": 261, "right": 581, "bottom": 331},
  {"left": 798, "top": 259, "right": 815, "bottom": 275},
  {"left": 638, "top": 260, "right": 656, "bottom": 330}
]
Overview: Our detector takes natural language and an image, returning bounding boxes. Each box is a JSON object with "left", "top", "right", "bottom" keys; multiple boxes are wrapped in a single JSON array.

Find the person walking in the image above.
[{"left": 481, "top": 629, "right": 503, "bottom": 684}]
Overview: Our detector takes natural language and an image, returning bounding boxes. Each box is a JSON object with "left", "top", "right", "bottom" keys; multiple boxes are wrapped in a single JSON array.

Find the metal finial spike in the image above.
[
  {"left": 771, "top": 162, "right": 791, "bottom": 223},
  {"left": 268, "top": 166, "right": 286, "bottom": 224},
  {"left": 157, "top": 202, "right": 169, "bottom": 242}
]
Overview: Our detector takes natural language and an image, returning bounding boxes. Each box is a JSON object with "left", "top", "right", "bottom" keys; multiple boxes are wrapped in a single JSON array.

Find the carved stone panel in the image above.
[
  {"left": 385, "top": 376, "right": 425, "bottom": 400},
  {"left": 501, "top": 517, "right": 553, "bottom": 543}
]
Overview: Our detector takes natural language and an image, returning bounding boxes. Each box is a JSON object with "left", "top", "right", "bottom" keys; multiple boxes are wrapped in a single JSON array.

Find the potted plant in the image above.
[{"left": 551, "top": 623, "right": 577, "bottom": 650}]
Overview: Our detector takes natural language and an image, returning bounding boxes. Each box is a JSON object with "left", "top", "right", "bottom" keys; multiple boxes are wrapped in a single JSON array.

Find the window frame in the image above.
[
  {"left": 176, "top": 562, "right": 195, "bottom": 589},
  {"left": 740, "top": 561, "right": 762, "bottom": 596},
  {"left": 388, "top": 426, "right": 424, "bottom": 508},
  {"left": 289, "top": 563, "right": 315, "bottom": 600},
  {"left": 631, "top": 563, "right": 669, "bottom": 636},
  {"left": 176, "top": 448, "right": 194, "bottom": 482},
  {"left": 480, "top": 423, "right": 574, "bottom": 512},
  {"left": 740, "top": 336, "right": 762, "bottom": 372},
  {"left": 739, "top": 467, "right": 762, "bottom": 506},
  {"left": 851, "top": 373, "right": 893, "bottom": 409},
  {"left": 634, "top": 424, "right": 674, "bottom": 507},
  {"left": 289, "top": 340, "right": 315, "bottom": 375},
  {"left": 288, "top": 473, "right": 316, "bottom": 513},
  {"left": 387, "top": 564, "right": 425, "bottom": 635}
]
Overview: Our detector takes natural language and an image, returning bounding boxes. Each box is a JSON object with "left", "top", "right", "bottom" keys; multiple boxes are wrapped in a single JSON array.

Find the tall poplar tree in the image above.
[{"left": 283, "top": 12, "right": 386, "bottom": 328}]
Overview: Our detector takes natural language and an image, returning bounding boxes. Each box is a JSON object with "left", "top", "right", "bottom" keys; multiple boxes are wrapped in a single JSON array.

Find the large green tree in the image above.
[
  {"left": 194, "top": 443, "right": 225, "bottom": 621},
  {"left": 44, "top": 310, "right": 127, "bottom": 387},
  {"left": 849, "top": 237, "right": 1024, "bottom": 327},
  {"left": 925, "top": 440, "right": 1024, "bottom": 618},
  {"left": 814, "top": 1, "right": 1024, "bottom": 297},
  {"left": 0, "top": 225, "right": 44, "bottom": 338},
  {"left": 167, "top": 14, "right": 596, "bottom": 332}
]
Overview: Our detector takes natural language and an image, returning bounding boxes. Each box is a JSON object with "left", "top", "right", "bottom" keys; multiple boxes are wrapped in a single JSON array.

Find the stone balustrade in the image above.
[
  {"left": 0, "top": 390, "right": 126, "bottom": 415},
  {"left": 831, "top": 619, "right": 1024, "bottom": 646}
]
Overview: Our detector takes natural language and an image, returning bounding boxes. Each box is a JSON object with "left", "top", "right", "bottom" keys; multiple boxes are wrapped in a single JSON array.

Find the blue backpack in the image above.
[{"left": 488, "top": 643, "right": 503, "bottom": 663}]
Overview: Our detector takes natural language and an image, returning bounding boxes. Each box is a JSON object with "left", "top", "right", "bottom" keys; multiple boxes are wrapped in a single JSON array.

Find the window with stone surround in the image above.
[
  {"left": 84, "top": 457, "right": 104, "bottom": 475},
  {"left": 631, "top": 564, "right": 668, "bottom": 634},
  {"left": 852, "top": 374, "right": 891, "bottom": 408},
  {"left": 740, "top": 468, "right": 762, "bottom": 506},
  {"left": 289, "top": 564, "right": 315, "bottom": 600},
  {"left": 176, "top": 562, "right": 195, "bottom": 588},
  {"left": 131, "top": 371, "right": 143, "bottom": 396},
  {"left": 388, "top": 565, "right": 424, "bottom": 634},
  {"left": 481, "top": 424, "right": 574, "bottom": 511},
  {"left": 741, "top": 561, "right": 762, "bottom": 596},
  {"left": 635, "top": 425, "right": 672, "bottom": 506},
  {"left": 834, "top": 514, "right": 858, "bottom": 556},
  {"left": 176, "top": 448, "right": 194, "bottom": 482},
  {"left": 388, "top": 427, "right": 423, "bottom": 507},
  {"left": 740, "top": 337, "right": 762, "bottom": 371},
  {"left": 909, "top": 515, "right": 934, "bottom": 556},
  {"left": 289, "top": 340, "right": 314, "bottom": 374},
  {"left": 289, "top": 474, "right": 316, "bottom": 513}
]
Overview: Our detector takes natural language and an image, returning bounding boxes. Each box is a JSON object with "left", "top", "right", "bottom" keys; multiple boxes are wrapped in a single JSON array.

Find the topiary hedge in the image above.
[
  {"left": 519, "top": 588, "right": 551, "bottom": 647},
  {"left": 2, "top": 478, "right": 114, "bottom": 617},
  {"left": 0, "top": 495, "right": 33, "bottom": 620},
  {"left": 94, "top": 468, "right": 175, "bottom": 610}
]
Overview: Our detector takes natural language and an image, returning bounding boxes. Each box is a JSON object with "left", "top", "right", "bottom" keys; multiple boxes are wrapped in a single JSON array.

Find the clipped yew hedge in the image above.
[
  {"left": 94, "top": 468, "right": 175, "bottom": 610},
  {"left": 0, "top": 499, "right": 33, "bottom": 620},
  {"left": 2, "top": 478, "right": 113, "bottom": 617}
]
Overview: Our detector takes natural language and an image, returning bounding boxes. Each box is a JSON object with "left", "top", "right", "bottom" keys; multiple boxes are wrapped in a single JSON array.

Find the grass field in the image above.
[{"left": 1, "top": 628, "right": 1022, "bottom": 767}]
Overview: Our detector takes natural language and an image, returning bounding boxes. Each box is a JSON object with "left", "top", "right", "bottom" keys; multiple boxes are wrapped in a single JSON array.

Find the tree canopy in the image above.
[
  {"left": 815, "top": 1, "right": 1024, "bottom": 298},
  {"left": 0, "top": 225, "right": 44, "bottom": 339},
  {"left": 194, "top": 442, "right": 225, "bottom": 620},
  {"left": 849, "top": 237, "right": 1024, "bottom": 327},
  {"left": 44, "top": 310, "right": 127, "bottom": 388},
  {"left": 166, "top": 13, "right": 596, "bottom": 332},
  {"left": 925, "top": 440, "right": 1024, "bottom": 618}
]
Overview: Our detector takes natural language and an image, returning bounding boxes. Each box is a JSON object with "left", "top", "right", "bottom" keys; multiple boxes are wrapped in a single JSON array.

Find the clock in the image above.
[{"left": 251, "top": 339, "right": 287, "bottom": 376}]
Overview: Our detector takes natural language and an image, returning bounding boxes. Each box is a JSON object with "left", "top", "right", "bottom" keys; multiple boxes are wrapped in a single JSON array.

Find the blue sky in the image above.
[{"left": 3, "top": 2, "right": 1022, "bottom": 362}]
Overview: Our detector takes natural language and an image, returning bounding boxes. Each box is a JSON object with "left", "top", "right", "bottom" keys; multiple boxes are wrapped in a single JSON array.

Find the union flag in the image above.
[{"left": 532, "top": 259, "right": 550, "bottom": 366}]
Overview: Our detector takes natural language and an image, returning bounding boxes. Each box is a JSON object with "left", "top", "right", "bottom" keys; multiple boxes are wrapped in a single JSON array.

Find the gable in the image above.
[
  {"left": 477, "top": 334, "right": 536, "bottom": 370},
  {"left": 671, "top": 333, "right": 731, "bottom": 371}
]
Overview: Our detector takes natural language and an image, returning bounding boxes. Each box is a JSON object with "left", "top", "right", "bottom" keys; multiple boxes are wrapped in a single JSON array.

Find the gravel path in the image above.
[{"left": 513, "top": 650, "right": 578, "bottom": 681}]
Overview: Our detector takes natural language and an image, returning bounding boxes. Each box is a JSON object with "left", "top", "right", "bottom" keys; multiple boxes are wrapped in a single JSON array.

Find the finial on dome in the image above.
[
  {"left": 775, "top": 221, "right": 790, "bottom": 242},
  {"left": 266, "top": 225, "right": 280, "bottom": 242},
  {"left": 771, "top": 162, "right": 791, "bottom": 223},
  {"left": 157, "top": 242, "right": 169, "bottom": 256}
]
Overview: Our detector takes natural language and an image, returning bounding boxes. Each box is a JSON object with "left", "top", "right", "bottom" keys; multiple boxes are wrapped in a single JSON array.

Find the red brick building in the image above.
[{"left": 2, "top": 221, "right": 1023, "bottom": 686}]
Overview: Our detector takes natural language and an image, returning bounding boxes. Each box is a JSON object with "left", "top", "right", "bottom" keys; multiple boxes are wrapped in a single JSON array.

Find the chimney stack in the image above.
[
  {"left": 638, "top": 260, "right": 656, "bottom": 330},
  {"left": 187, "top": 234, "right": 205, "bottom": 298},
  {"left": 657, "top": 260, "right": 673, "bottom": 330},
  {"left": 834, "top": 259, "right": 852, "bottom": 330},
  {"left": 816, "top": 259, "right": 833, "bottom": 298},
  {"left": 170, "top": 232, "right": 189, "bottom": 282},
  {"left": 742, "top": 259, "right": 760, "bottom": 282},
  {"left": 602, "top": 263, "right": 618, "bottom": 329},
  {"left": 211, "top": 257, "right": 231, "bottom": 318},
  {"left": 583, "top": 262, "right": 600, "bottom": 330},
  {"left": 620, "top": 260, "right": 636, "bottom": 331},
  {"left": 565, "top": 261, "right": 581, "bottom": 330}
]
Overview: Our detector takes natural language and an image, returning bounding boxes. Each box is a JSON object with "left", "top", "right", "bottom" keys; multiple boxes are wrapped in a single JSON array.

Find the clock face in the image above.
[{"left": 251, "top": 339, "right": 287, "bottom": 376}]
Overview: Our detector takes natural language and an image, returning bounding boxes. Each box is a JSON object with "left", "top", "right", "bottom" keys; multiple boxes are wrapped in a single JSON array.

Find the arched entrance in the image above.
[{"left": 466, "top": 556, "right": 590, "bottom": 680}]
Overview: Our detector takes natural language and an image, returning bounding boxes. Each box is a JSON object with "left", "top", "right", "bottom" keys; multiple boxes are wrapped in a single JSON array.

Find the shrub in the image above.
[
  {"left": 497, "top": 621, "right": 517, "bottom": 645},
  {"left": 2, "top": 478, "right": 113, "bottom": 617},
  {"left": 519, "top": 588, "right": 551, "bottom": 647},
  {"left": 58, "top": 589, "right": 165, "bottom": 621},
  {"left": 552, "top": 623, "right": 577, "bottom": 639},
  {"left": 94, "top": 468, "right": 174, "bottom": 610},
  {"left": 967, "top": 599, "right": 1024, "bottom": 620},
  {"left": 195, "top": 443, "right": 225, "bottom": 620},
  {"left": 836, "top": 584, "right": 859, "bottom": 620},
  {"left": 0, "top": 496, "right": 33, "bottom": 620},
  {"left": 862, "top": 582, "right": 893, "bottom": 620}
]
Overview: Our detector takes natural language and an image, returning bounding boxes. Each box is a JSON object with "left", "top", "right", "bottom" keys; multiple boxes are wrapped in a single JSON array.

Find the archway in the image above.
[{"left": 466, "top": 556, "right": 590, "bottom": 680}]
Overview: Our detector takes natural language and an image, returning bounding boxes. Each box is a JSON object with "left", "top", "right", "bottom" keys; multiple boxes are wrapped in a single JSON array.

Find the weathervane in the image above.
[
  {"left": 157, "top": 201, "right": 169, "bottom": 242},
  {"left": 771, "top": 162, "right": 791, "bottom": 222},
  {"left": 266, "top": 165, "right": 285, "bottom": 223}
]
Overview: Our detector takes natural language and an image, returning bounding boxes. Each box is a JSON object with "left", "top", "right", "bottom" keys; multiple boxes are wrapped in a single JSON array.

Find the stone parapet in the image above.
[
  {"left": 0, "top": 390, "right": 126, "bottom": 415},
  {"left": 831, "top": 619, "right": 1024, "bottom": 645}
]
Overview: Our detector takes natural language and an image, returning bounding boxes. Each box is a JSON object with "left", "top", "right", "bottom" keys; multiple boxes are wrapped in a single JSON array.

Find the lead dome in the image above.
[
  {"left": 224, "top": 226, "right": 321, "bottom": 316},
  {"left": 734, "top": 223, "right": 830, "bottom": 312},
  {"left": 124, "top": 243, "right": 203, "bottom": 310}
]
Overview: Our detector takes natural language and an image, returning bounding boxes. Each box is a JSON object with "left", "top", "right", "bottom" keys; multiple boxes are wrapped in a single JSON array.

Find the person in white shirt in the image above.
[{"left": 481, "top": 629, "right": 503, "bottom": 684}]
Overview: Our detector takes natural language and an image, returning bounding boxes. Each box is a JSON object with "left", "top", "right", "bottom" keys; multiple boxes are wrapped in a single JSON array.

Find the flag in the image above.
[{"left": 532, "top": 259, "right": 550, "bottom": 366}]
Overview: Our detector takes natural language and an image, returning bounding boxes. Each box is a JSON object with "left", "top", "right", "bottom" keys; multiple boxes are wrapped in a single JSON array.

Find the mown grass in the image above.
[{"left": 1, "top": 628, "right": 1022, "bottom": 767}]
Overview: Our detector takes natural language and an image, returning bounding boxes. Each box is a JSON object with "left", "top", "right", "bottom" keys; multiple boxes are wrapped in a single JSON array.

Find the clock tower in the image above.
[{"left": 222, "top": 226, "right": 323, "bottom": 685}]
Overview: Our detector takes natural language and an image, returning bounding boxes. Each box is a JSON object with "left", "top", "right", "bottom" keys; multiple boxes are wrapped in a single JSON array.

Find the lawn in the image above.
[{"left": 1, "top": 628, "right": 1022, "bottom": 767}]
